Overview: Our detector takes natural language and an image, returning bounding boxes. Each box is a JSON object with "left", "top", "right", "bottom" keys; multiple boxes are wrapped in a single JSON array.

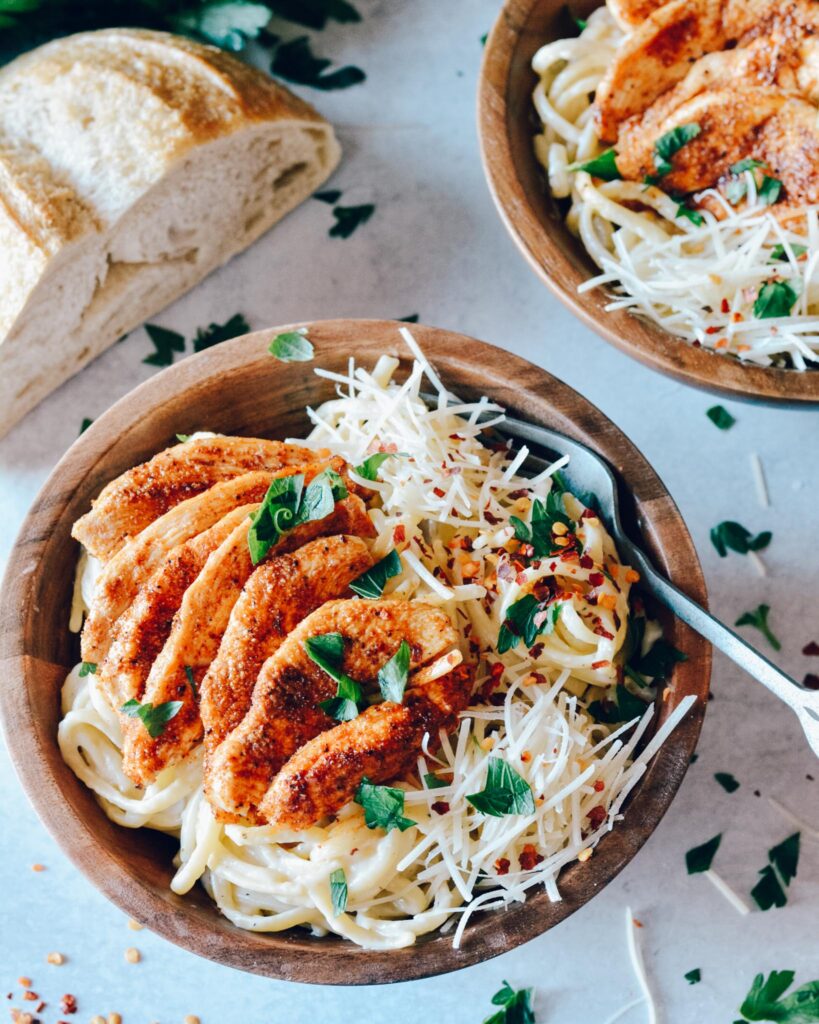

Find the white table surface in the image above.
[{"left": 1, "top": 3, "right": 818, "bottom": 1021}]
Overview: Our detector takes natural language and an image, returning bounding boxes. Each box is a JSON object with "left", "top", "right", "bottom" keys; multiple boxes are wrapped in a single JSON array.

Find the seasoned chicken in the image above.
[
  {"left": 81, "top": 460, "right": 338, "bottom": 664},
  {"left": 201, "top": 534, "right": 374, "bottom": 760},
  {"left": 121, "top": 497, "right": 375, "bottom": 785},
  {"left": 206, "top": 599, "right": 461, "bottom": 822},
  {"left": 608, "top": 0, "right": 666, "bottom": 29},
  {"left": 73, "top": 436, "right": 324, "bottom": 561},
  {"left": 757, "top": 98, "right": 819, "bottom": 207},
  {"left": 262, "top": 659, "right": 473, "bottom": 830},
  {"left": 97, "top": 504, "right": 253, "bottom": 714}
]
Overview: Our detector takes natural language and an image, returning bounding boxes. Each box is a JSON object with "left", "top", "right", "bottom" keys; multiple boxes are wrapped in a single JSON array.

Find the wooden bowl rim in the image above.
[
  {"left": 0, "top": 318, "right": 711, "bottom": 983},
  {"left": 478, "top": 0, "right": 819, "bottom": 405}
]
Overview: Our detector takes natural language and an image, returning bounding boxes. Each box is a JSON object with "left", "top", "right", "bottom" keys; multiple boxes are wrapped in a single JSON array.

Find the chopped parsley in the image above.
[
  {"left": 354, "top": 451, "right": 404, "bottom": 480},
  {"left": 752, "top": 833, "right": 801, "bottom": 909},
  {"left": 509, "top": 489, "right": 572, "bottom": 557},
  {"left": 483, "top": 981, "right": 536, "bottom": 1024},
  {"left": 349, "top": 549, "right": 402, "bottom": 599},
  {"left": 120, "top": 698, "right": 183, "bottom": 738},
  {"left": 714, "top": 771, "right": 740, "bottom": 793},
  {"left": 685, "top": 969, "right": 702, "bottom": 985},
  {"left": 267, "top": 0, "right": 360, "bottom": 30},
  {"left": 653, "top": 123, "right": 700, "bottom": 176},
  {"left": 184, "top": 665, "right": 198, "bottom": 700},
  {"left": 758, "top": 175, "right": 783, "bottom": 206},
  {"left": 192, "top": 313, "right": 249, "bottom": 352},
  {"left": 770, "top": 243, "right": 807, "bottom": 263},
  {"left": 685, "top": 832, "right": 721, "bottom": 874},
  {"left": 398, "top": 313, "right": 420, "bottom": 323},
  {"left": 466, "top": 757, "right": 535, "bottom": 817},
  {"left": 176, "top": 434, "right": 191, "bottom": 443},
  {"left": 79, "top": 661, "right": 97, "bottom": 677},
  {"left": 354, "top": 778, "right": 415, "bottom": 832},
  {"left": 739, "top": 969, "right": 819, "bottom": 1022},
  {"left": 329, "top": 867, "right": 348, "bottom": 916},
  {"left": 143, "top": 324, "right": 185, "bottom": 367},
  {"left": 588, "top": 683, "right": 649, "bottom": 724},
  {"left": 731, "top": 159, "right": 767, "bottom": 175},
  {"left": 754, "top": 280, "right": 799, "bottom": 319},
  {"left": 271, "top": 36, "right": 365, "bottom": 90},
  {"left": 377, "top": 640, "right": 410, "bottom": 703},
  {"left": 305, "top": 633, "right": 367, "bottom": 721},
  {"left": 329, "top": 202, "right": 375, "bottom": 238},
  {"left": 675, "top": 202, "right": 704, "bottom": 226},
  {"left": 568, "top": 148, "right": 621, "bottom": 181},
  {"left": 710, "top": 521, "right": 772, "bottom": 558},
  {"left": 735, "top": 604, "right": 781, "bottom": 651},
  {"left": 247, "top": 468, "right": 347, "bottom": 564},
  {"left": 424, "top": 772, "right": 449, "bottom": 790},
  {"left": 171, "top": 2, "right": 273, "bottom": 50},
  {"left": 497, "top": 595, "right": 560, "bottom": 655},
  {"left": 632, "top": 637, "right": 687, "bottom": 680},
  {"left": 706, "top": 405, "right": 736, "bottom": 430},
  {"left": 79, "top": 417, "right": 94, "bottom": 435},
  {"left": 268, "top": 330, "right": 314, "bottom": 362},
  {"left": 574, "top": 16, "right": 588, "bottom": 31},
  {"left": 314, "top": 189, "right": 342, "bottom": 204}
]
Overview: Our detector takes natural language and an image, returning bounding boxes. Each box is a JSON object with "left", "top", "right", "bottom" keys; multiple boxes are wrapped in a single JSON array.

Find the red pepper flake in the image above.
[
  {"left": 22, "top": 993, "right": 38, "bottom": 1002},
  {"left": 594, "top": 779, "right": 605, "bottom": 792},
  {"left": 529, "top": 643, "right": 545, "bottom": 659},
  {"left": 519, "top": 844, "right": 544, "bottom": 871},
  {"left": 593, "top": 625, "right": 614, "bottom": 641},
  {"left": 549, "top": 561, "right": 557, "bottom": 571},
  {"left": 494, "top": 857, "right": 511, "bottom": 876},
  {"left": 432, "top": 487, "right": 446, "bottom": 498},
  {"left": 588, "top": 572, "right": 604, "bottom": 587},
  {"left": 508, "top": 489, "right": 528, "bottom": 499},
  {"left": 515, "top": 572, "right": 528, "bottom": 586},
  {"left": 591, "top": 659, "right": 610, "bottom": 670},
  {"left": 483, "top": 506, "right": 502, "bottom": 525},
  {"left": 720, "top": 297, "right": 730, "bottom": 314},
  {"left": 431, "top": 801, "right": 450, "bottom": 815},
  {"left": 705, "top": 325, "right": 721, "bottom": 335},
  {"left": 579, "top": 554, "right": 594, "bottom": 569},
  {"left": 587, "top": 805, "right": 607, "bottom": 829},
  {"left": 393, "top": 524, "right": 406, "bottom": 545},
  {"left": 803, "top": 641, "right": 819, "bottom": 656},
  {"left": 60, "top": 995, "right": 77, "bottom": 1015},
  {"left": 804, "top": 674, "right": 819, "bottom": 690},
  {"left": 488, "top": 692, "right": 506, "bottom": 706},
  {"left": 519, "top": 543, "right": 534, "bottom": 558}
]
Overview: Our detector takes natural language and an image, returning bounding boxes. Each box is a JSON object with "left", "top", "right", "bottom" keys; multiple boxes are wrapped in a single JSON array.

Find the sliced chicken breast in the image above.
[
  {"left": 207, "top": 599, "right": 460, "bottom": 822},
  {"left": 608, "top": 0, "right": 667, "bottom": 29},
  {"left": 120, "top": 497, "right": 375, "bottom": 785},
  {"left": 73, "top": 436, "right": 324, "bottom": 561}
]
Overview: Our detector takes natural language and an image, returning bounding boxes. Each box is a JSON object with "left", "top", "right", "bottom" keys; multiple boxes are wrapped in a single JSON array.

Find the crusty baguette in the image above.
[{"left": 0, "top": 29, "right": 341, "bottom": 437}]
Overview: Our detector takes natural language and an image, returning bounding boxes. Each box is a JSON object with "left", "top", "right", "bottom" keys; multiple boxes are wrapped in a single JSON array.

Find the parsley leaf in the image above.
[
  {"left": 770, "top": 833, "right": 800, "bottom": 887},
  {"left": 247, "top": 468, "right": 347, "bottom": 564},
  {"left": 314, "top": 189, "right": 342, "bottom": 204},
  {"left": 568, "top": 148, "right": 621, "bottom": 181},
  {"left": 759, "top": 175, "right": 782, "bottom": 206},
  {"left": 685, "top": 833, "right": 721, "bottom": 874},
  {"left": 329, "top": 866, "right": 348, "bottom": 916},
  {"left": 685, "top": 969, "right": 702, "bottom": 985},
  {"left": 675, "top": 202, "right": 704, "bottom": 226},
  {"left": 466, "top": 757, "right": 535, "bottom": 817},
  {"left": 79, "top": 417, "right": 94, "bottom": 435},
  {"left": 318, "top": 675, "right": 366, "bottom": 721},
  {"left": 484, "top": 981, "right": 536, "bottom": 1024},
  {"left": 355, "top": 451, "right": 404, "bottom": 480},
  {"left": 268, "top": 330, "right": 314, "bottom": 362},
  {"left": 740, "top": 970, "right": 819, "bottom": 1022},
  {"left": 171, "top": 2, "right": 272, "bottom": 52},
  {"left": 192, "top": 313, "right": 249, "bottom": 352},
  {"left": 424, "top": 772, "right": 449, "bottom": 790},
  {"left": 143, "top": 324, "right": 185, "bottom": 367},
  {"left": 120, "top": 698, "right": 183, "bottom": 738},
  {"left": 706, "top": 405, "right": 736, "bottom": 430},
  {"left": 574, "top": 16, "right": 588, "bottom": 31},
  {"left": 349, "top": 549, "right": 402, "bottom": 599},
  {"left": 735, "top": 604, "right": 781, "bottom": 651},
  {"left": 497, "top": 595, "right": 560, "bottom": 655},
  {"left": 268, "top": 0, "right": 360, "bottom": 30},
  {"left": 377, "top": 640, "right": 410, "bottom": 703},
  {"left": 710, "top": 521, "right": 772, "bottom": 558},
  {"left": 79, "top": 661, "right": 97, "bottom": 677},
  {"left": 272, "top": 36, "right": 365, "bottom": 90},
  {"left": 654, "top": 123, "right": 701, "bottom": 176},
  {"left": 751, "top": 865, "right": 788, "bottom": 911},
  {"left": 176, "top": 434, "right": 191, "bottom": 443},
  {"left": 305, "top": 632, "right": 367, "bottom": 721},
  {"left": 770, "top": 243, "right": 807, "bottom": 263},
  {"left": 355, "top": 778, "right": 415, "bottom": 832},
  {"left": 731, "top": 158, "right": 767, "bottom": 175},
  {"left": 509, "top": 490, "right": 571, "bottom": 557},
  {"left": 715, "top": 771, "right": 740, "bottom": 793},
  {"left": 184, "top": 665, "right": 198, "bottom": 700},
  {"left": 633, "top": 638, "right": 687, "bottom": 680},
  {"left": 588, "top": 683, "right": 649, "bottom": 723},
  {"left": 754, "top": 280, "right": 799, "bottom": 319},
  {"left": 329, "top": 202, "right": 375, "bottom": 238},
  {"left": 399, "top": 313, "right": 420, "bottom": 322}
]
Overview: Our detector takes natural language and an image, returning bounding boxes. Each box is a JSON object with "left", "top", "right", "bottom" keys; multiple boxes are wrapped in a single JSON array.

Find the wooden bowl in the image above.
[
  {"left": 0, "top": 319, "right": 710, "bottom": 983},
  {"left": 478, "top": 0, "right": 819, "bottom": 404}
]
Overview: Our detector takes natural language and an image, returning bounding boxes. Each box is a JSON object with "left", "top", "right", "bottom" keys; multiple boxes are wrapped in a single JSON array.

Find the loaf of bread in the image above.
[{"left": 0, "top": 29, "right": 341, "bottom": 437}]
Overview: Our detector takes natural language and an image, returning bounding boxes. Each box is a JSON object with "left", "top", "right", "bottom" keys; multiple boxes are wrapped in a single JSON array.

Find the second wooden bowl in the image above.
[
  {"left": 478, "top": 0, "right": 819, "bottom": 404},
  {"left": 0, "top": 319, "right": 710, "bottom": 983}
]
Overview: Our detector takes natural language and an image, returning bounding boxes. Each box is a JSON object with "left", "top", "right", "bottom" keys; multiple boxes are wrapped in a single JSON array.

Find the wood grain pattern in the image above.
[
  {"left": 0, "top": 319, "right": 711, "bottom": 983},
  {"left": 478, "top": 0, "right": 819, "bottom": 404}
]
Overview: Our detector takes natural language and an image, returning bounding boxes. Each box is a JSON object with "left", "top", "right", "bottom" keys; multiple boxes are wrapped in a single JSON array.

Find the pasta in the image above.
[
  {"left": 532, "top": 6, "right": 819, "bottom": 369},
  {"left": 59, "top": 331, "right": 694, "bottom": 949}
]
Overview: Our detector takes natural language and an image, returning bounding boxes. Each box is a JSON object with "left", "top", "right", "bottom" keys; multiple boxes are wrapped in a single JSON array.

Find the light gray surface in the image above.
[{"left": 1, "top": 3, "right": 818, "bottom": 1021}]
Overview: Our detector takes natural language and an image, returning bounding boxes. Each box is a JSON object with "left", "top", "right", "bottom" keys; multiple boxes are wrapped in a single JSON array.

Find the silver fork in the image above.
[{"left": 476, "top": 409, "right": 819, "bottom": 756}]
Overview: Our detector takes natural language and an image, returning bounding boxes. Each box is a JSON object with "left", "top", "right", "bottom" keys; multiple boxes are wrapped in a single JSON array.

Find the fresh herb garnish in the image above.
[
  {"left": 272, "top": 35, "right": 365, "bottom": 90},
  {"left": 483, "top": 981, "right": 536, "bottom": 1024},
  {"left": 710, "top": 521, "right": 772, "bottom": 558},
  {"left": 588, "top": 683, "right": 649, "bottom": 723},
  {"left": 706, "top": 405, "right": 736, "bottom": 430},
  {"left": 247, "top": 468, "right": 347, "bottom": 564},
  {"left": 466, "top": 758, "right": 535, "bottom": 818},
  {"left": 731, "top": 158, "right": 767, "bottom": 175},
  {"left": 377, "top": 640, "right": 410, "bottom": 704},
  {"left": 355, "top": 451, "right": 404, "bottom": 480},
  {"left": 143, "top": 324, "right": 185, "bottom": 367},
  {"left": 735, "top": 604, "right": 781, "bottom": 651},
  {"left": 172, "top": 2, "right": 273, "bottom": 50},
  {"left": 509, "top": 489, "right": 572, "bottom": 557},
  {"left": 653, "top": 123, "right": 700, "bottom": 176},
  {"left": 715, "top": 772, "right": 739, "bottom": 793},
  {"left": 268, "top": 0, "right": 360, "bottom": 30},
  {"left": 399, "top": 313, "right": 420, "bottom": 323},
  {"left": 754, "top": 280, "right": 799, "bottom": 319},
  {"left": 349, "top": 549, "right": 402, "bottom": 599},
  {"left": 305, "top": 633, "right": 367, "bottom": 721},
  {"left": 685, "top": 969, "right": 702, "bottom": 985},
  {"left": 184, "top": 665, "right": 198, "bottom": 700},
  {"left": 497, "top": 595, "right": 560, "bottom": 655},
  {"left": 329, "top": 866, "right": 348, "bottom": 916},
  {"left": 675, "top": 202, "right": 704, "bottom": 226},
  {"left": 176, "top": 434, "right": 191, "bottom": 443},
  {"left": 424, "top": 772, "right": 449, "bottom": 790},
  {"left": 751, "top": 865, "right": 788, "bottom": 911},
  {"left": 574, "top": 16, "right": 588, "bottom": 31},
  {"left": 770, "top": 243, "right": 807, "bottom": 263},
  {"left": 314, "top": 189, "right": 342, "bottom": 204},
  {"left": 632, "top": 637, "right": 688, "bottom": 680},
  {"left": 79, "top": 417, "right": 94, "bottom": 435},
  {"left": 354, "top": 778, "right": 415, "bottom": 832},
  {"left": 329, "top": 203, "right": 375, "bottom": 238},
  {"left": 739, "top": 969, "right": 819, "bottom": 1022},
  {"left": 192, "top": 313, "right": 249, "bottom": 352},
  {"left": 758, "top": 175, "right": 783, "bottom": 206},
  {"left": 568, "top": 148, "right": 621, "bottom": 181},
  {"left": 685, "top": 833, "right": 721, "bottom": 874},
  {"left": 751, "top": 832, "right": 801, "bottom": 910},
  {"left": 79, "top": 661, "right": 97, "bottom": 677},
  {"left": 268, "top": 330, "right": 314, "bottom": 362},
  {"left": 120, "top": 698, "right": 183, "bottom": 738}
]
